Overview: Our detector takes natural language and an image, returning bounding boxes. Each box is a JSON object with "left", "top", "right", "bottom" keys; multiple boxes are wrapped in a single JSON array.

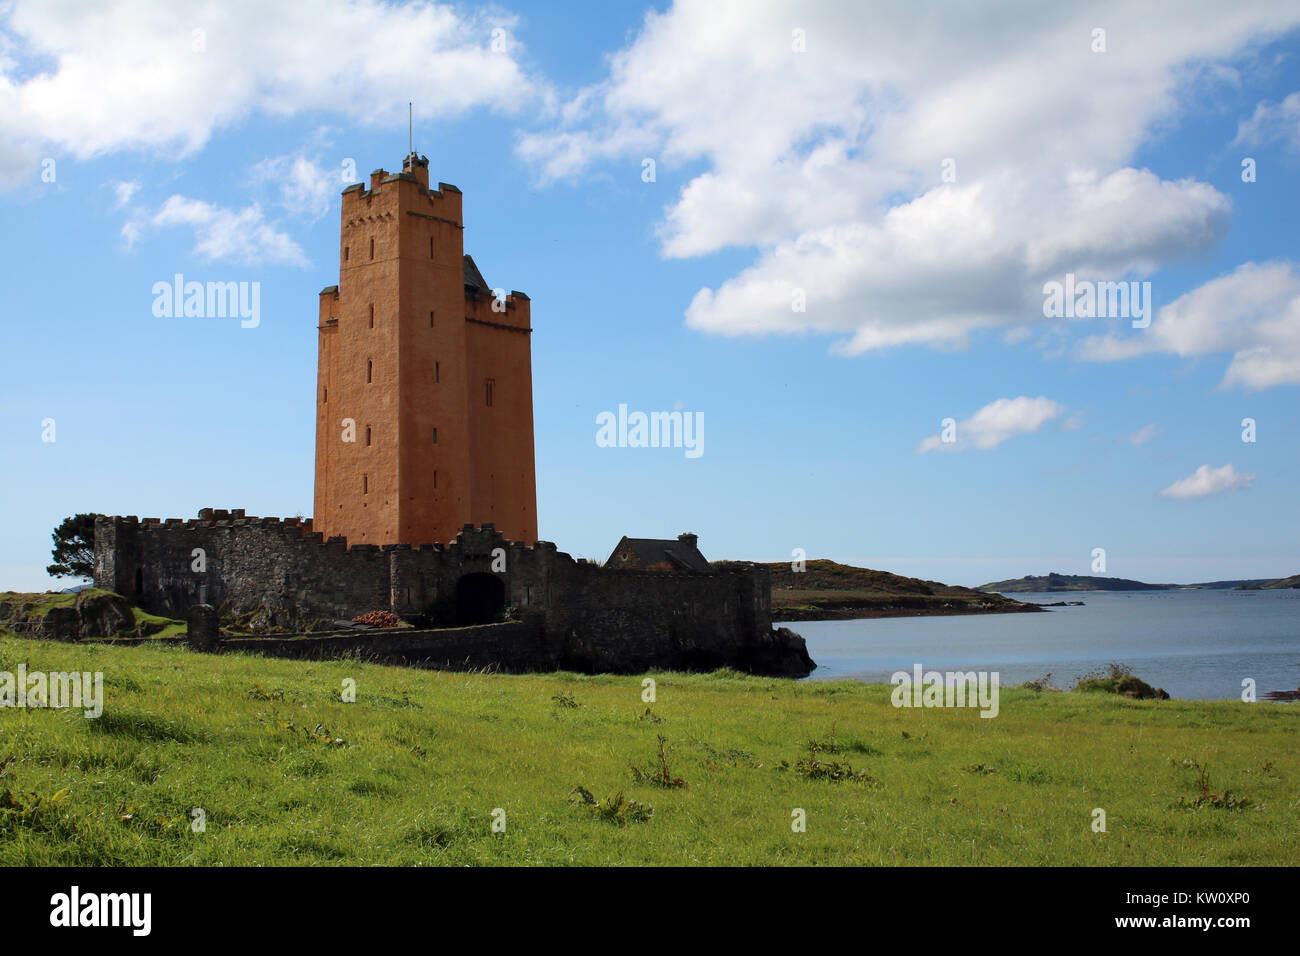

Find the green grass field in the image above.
[{"left": 0, "top": 631, "right": 1295, "bottom": 865}]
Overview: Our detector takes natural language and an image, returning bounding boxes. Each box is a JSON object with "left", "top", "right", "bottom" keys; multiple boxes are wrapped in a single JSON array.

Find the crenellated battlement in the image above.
[
  {"left": 101, "top": 512, "right": 561, "bottom": 555},
  {"left": 338, "top": 159, "right": 463, "bottom": 225}
]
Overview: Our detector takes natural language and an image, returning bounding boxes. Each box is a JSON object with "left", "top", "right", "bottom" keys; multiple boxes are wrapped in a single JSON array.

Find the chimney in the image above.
[{"left": 677, "top": 532, "right": 698, "bottom": 550}]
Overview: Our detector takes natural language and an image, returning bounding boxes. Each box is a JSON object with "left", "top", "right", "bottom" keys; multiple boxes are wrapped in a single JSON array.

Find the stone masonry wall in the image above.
[{"left": 94, "top": 511, "right": 812, "bottom": 676}]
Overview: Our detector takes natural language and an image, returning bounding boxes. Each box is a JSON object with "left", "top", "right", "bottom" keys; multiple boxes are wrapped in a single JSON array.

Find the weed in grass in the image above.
[
  {"left": 1177, "top": 765, "right": 1252, "bottom": 811},
  {"left": 277, "top": 720, "right": 346, "bottom": 747},
  {"left": 637, "top": 707, "right": 664, "bottom": 723},
  {"left": 964, "top": 763, "right": 998, "bottom": 775},
  {"left": 247, "top": 684, "right": 285, "bottom": 701},
  {"left": 1, "top": 785, "right": 73, "bottom": 836},
  {"left": 697, "top": 741, "right": 762, "bottom": 770},
  {"left": 779, "top": 742, "right": 877, "bottom": 784},
  {"left": 551, "top": 692, "right": 579, "bottom": 709},
  {"left": 628, "top": 734, "right": 687, "bottom": 788},
  {"left": 569, "top": 786, "right": 653, "bottom": 825},
  {"left": 807, "top": 737, "right": 842, "bottom": 754},
  {"left": 116, "top": 801, "right": 186, "bottom": 838},
  {"left": 807, "top": 722, "right": 844, "bottom": 754}
]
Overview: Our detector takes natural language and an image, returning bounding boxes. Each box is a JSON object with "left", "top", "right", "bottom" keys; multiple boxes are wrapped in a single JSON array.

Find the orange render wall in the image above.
[
  {"left": 313, "top": 155, "right": 538, "bottom": 546},
  {"left": 465, "top": 290, "right": 537, "bottom": 540}
]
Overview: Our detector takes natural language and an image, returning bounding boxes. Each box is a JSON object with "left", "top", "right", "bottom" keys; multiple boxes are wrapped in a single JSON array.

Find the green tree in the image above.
[{"left": 47, "top": 513, "right": 100, "bottom": 580}]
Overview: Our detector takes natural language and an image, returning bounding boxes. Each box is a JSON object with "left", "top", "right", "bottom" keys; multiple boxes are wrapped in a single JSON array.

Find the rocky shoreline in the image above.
[{"left": 774, "top": 601, "right": 1043, "bottom": 622}]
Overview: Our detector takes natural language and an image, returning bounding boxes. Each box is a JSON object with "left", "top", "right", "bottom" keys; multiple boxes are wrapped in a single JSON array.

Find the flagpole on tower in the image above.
[{"left": 409, "top": 102, "right": 413, "bottom": 155}]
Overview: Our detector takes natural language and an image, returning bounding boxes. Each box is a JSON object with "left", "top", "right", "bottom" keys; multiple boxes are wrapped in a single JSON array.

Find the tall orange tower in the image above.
[{"left": 313, "top": 152, "right": 538, "bottom": 546}]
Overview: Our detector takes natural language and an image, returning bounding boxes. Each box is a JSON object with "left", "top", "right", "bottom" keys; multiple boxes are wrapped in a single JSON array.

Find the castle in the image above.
[
  {"left": 314, "top": 152, "right": 536, "bottom": 547},
  {"left": 92, "top": 153, "right": 813, "bottom": 677}
]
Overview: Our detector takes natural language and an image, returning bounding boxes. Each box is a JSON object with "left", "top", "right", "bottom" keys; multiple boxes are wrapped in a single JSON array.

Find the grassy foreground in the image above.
[{"left": 0, "top": 632, "right": 1296, "bottom": 866}]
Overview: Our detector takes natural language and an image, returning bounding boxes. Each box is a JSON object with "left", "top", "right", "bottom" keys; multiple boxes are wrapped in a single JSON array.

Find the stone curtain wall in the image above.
[
  {"left": 546, "top": 562, "right": 770, "bottom": 672},
  {"left": 95, "top": 510, "right": 388, "bottom": 628},
  {"left": 95, "top": 513, "right": 812, "bottom": 676}
]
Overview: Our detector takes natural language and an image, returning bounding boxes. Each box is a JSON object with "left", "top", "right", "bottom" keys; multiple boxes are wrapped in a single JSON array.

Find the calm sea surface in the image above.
[{"left": 781, "top": 589, "right": 1300, "bottom": 700}]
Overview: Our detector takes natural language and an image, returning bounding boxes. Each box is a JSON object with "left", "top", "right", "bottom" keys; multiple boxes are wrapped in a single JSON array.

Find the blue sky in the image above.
[{"left": 3, "top": 0, "right": 1300, "bottom": 591}]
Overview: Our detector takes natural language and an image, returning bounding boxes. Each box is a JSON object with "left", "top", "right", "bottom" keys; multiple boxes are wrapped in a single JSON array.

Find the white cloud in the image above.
[
  {"left": 0, "top": 0, "right": 545, "bottom": 186},
  {"left": 127, "top": 194, "right": 307, "bottom": 267},
  {"left": 251, "top": 152, "right": 336, "bottom": 221},
  {"left": 518, "top": 0, "right": 1300, "bottom": 355},
  {"left": 1078, "top": 261, "right": 1300, "bottom": 389},
  {"left": 112, "top": 180, "right": 139, "bottom": 208},
  {"left": 1128, "top": 423, "right": 1159, "bottom": 446},
  {"left": 1234, "top": 90, "right": 1300, "bottom": 151},
  {"left": 917, "top": 396, "right": 1065, "bottom": 454},
  {"left": 1158, "top": 463, "right": 1254, "bottom": 499}
]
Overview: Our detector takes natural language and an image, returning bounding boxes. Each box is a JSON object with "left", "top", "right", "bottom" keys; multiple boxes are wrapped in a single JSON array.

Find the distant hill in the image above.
[
  {"left": 712, "top": 559, "right": 1038, "bottom": 620},
  {"left": 1238, "top": 574, "right": 1300, "bottom": 590},
  {"left": 980, "top": 572, "right": 1274, "bottom": 593}
]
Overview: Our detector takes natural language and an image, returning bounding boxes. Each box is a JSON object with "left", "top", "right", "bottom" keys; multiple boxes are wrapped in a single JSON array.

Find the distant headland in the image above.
[{"left": 977, "top": 572, "right": 1291, "bottom": 593}]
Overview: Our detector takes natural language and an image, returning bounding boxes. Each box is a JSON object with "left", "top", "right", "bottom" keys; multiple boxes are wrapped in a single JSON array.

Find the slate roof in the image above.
[
  {"left": 609, "top": 535, "right": 711, "bottom": 572},
  {"left": 463, "top": 255, "right": 490, "bottom": 294}
]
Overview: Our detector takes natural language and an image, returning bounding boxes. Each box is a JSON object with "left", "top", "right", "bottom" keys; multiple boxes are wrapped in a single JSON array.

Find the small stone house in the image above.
[{"left": 606, "top": 533, "right": 711, "bottom": 571}]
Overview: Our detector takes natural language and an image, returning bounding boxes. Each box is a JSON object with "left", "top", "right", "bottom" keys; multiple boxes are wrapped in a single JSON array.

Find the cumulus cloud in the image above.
[
  {"left": 1128, "top": 423, "right": 1159, "bottom": 446},
  {"left": 0, "top": 0, "right": 545, "bottom": 186},
  {"left": 1158, "top": 463, "right": 1255, "bottom": 499},
  {"left": 518, "top": 0, "right": 1299, "bottom": 356},
  {"left": 126, "top": 195, "right": 307, "bottom": 267},
  {"left": 1078, "top": 261, "right": 1300, "bottom": 389},
  {"left": 917, "top": 396, "right": 1065, "bottom": 454}
]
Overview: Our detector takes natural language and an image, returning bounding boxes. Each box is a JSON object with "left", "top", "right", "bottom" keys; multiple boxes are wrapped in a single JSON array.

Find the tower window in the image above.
[
  {"left": 344, "top": 246, "right": 349, "bottom": 261},
  {"left": 432, "top": 427, "right": 438, "bottom": 444},
  {"left": 365, "top": 426, "right": 372, "bottom": 446},
  {"left": 323, "top": 387, "right": 327, "bottom": 403},
  {"left": 429, "top": 311, "right": 435, "bottom": 328},
  {"left": 369, "top": 237, "right": 375, "bottom": 259},
  {"left": 485, "top": 378, "right": 495, "bottom": 407},
  {"left": 434, "top": 361, "right": 439, "bottom": 383},
  {"left": 363, "top": 474, "right": 369, "bottom": 494},
  {"left": 367, "top": 359, "right": 373, "bottom": 384},
  {"left": 433, "top": 470, "right": 438, "bottom": 489},
  {"left": 430, "top": 237, "right": 434, "bottom": 258},
  {"left": 369, "top": 304, "right": 374, "bottom": 329}
]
